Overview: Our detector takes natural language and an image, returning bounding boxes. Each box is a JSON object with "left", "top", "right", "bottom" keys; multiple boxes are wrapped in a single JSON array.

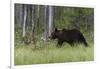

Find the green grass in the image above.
[{"left": 14, "top": 41, "right": 94, "bottom": 65}]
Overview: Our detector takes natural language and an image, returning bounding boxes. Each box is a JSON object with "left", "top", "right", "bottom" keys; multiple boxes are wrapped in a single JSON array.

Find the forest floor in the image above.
[{"left": 14, "top": 41, "right": 94, "bottom": 65}]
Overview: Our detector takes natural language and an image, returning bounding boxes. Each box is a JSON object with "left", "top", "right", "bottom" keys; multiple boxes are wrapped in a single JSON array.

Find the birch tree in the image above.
[
  {"left": 48, "top": 6, "right": 53, "bottom": 37},
  {"left": 43, "top": 5, "right": 48, "bottom": 41},
  {"left": 42, "top": 6, "right": 54, "bottom": 41},
  {"left": 31, "top": 5, "right": 35, "bottom": 43},
  {"left": 19, "top": 4, "right": 24, "bottom": 27},
  {"left": 22, "top": 5, "right": 27, "bottom": 41}
]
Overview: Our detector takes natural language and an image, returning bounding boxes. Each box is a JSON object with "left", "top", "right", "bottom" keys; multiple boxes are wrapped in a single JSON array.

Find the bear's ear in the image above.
[{"left": 55, "top": 28, "right": 58, "bottom": 32}]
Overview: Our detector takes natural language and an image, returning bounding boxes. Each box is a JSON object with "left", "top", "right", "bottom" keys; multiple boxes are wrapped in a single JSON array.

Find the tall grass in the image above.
[{"left": 14, "top": 41, "right": 94, "bottom": 65}]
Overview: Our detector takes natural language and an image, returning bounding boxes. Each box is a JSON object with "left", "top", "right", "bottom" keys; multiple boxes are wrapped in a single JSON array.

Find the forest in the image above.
[{"left": 14, "top": 3, "right": 94, "bottom": 65}]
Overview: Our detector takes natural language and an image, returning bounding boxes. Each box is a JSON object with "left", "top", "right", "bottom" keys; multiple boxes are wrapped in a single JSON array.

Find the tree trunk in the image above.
[
  {"left": 43, "top": 5, "right": 48, "bottom": 41},
  {"left": 19, "top": 4, "right": 24, "bottom": 27},
  {"left": 48, "top": 6, "right": 53, "bottom": 37},
  {"left": 31, "top": 5, "right": 35, "bottom": 43},
  {"left": 22, "top": 5, "right": 27, "bottom": 40}
]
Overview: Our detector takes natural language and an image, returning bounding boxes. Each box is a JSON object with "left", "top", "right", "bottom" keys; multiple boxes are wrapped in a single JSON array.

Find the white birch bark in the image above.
[
  {"left": 48, "top": 6, "right": 53, "bottom": 37},
  {"left": 22, "top": 5, "right": 27, "bottom": 38}
]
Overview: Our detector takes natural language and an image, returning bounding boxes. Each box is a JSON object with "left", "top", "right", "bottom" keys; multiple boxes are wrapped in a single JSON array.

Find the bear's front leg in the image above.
[{"left": 57, "top": 40, "right": 63, "bottom": 48}]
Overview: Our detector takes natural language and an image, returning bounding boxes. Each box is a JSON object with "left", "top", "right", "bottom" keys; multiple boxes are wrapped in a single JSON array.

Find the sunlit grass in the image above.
[{"left": 14, "top": 41, "right": 94, "bottom": 65}]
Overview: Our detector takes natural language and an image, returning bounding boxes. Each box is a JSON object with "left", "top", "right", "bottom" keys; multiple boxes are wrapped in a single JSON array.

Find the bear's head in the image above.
[{"left": 50, "top": 28, "right": 59, "bottom": 39}]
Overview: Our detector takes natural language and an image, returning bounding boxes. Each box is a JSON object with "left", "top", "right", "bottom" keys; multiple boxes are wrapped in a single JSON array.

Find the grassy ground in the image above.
[{"left": 14, "top": 40, "right": 94, "bottom": 65}]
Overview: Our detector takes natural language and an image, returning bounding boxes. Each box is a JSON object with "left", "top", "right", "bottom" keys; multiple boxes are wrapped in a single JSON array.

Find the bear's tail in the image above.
[
  {"left": 79, "top": 34, "right": 88, "bottom": 47},
  {"left": 83, "top": 41, "right": 88, "bottom": 47}
]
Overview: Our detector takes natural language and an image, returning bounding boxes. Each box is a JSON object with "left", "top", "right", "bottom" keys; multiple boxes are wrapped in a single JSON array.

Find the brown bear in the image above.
[{"left": 50, "top": 28, "right": 88, "bottom": 47}]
